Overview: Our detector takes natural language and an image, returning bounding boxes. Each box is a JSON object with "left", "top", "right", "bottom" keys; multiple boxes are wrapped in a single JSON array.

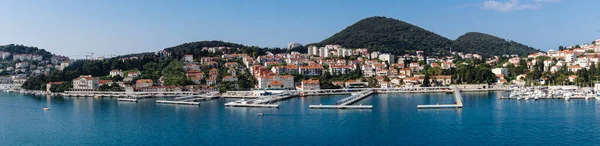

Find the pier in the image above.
[
  {"left": 156, "top": 92, "right": 220, "bottom": 105},
  {"left": 417, "top": 86, "right": 463, "bottom": 109},
  {"left": 224, "top": 91, "right": 298, "bottom": 108},
  {"left": 309, "top": 89, "right": 375, "bottom": 109},
  {"left": 117, "top": 98, "right": 138, "bottom": 102},
  {"left": 156, "top": 100, "right": 201, "bottom": 105}
]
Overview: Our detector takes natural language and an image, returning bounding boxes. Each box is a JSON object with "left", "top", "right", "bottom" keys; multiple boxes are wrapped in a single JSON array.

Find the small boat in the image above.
[
  {"left": 257, "top": 113, "right": 264, "bottom": 116},
  {"left": 43, "top": 107, "right": 50, "bottom": 111}
]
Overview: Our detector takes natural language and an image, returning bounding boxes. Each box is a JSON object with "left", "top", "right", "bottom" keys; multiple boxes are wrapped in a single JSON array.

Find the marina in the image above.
[
  {"left": 6, "top": 91, "right": 600, "bottom": 145},
  {"left": 502, "top": 86, "right": 599, "bottom": 100}
]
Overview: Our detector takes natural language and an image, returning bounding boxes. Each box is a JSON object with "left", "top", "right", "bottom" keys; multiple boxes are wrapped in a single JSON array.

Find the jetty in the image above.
[
  {"left": 224, "top": 91, "right": 297, "bottom": 108},
  {"left": 309, "top": 89, "right": 374, "bottom": 109},
  {"left": 156, "top": 92, "right": 220, "bottom": 105},
  {"left": 417, "top": 86, "right": 463, "bottom": 109}
]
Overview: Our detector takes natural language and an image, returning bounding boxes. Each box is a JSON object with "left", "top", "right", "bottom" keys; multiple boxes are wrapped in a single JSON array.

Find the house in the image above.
[
  {"left": 257, "top": 75, "right": 294, "bottom": 89},
  {"left": 15, "top": 62, "right": 29, "bottom": 68},
  {"left": 223, "top": 76, "right": 238, "bottom": 82},
  {"left": 379, "top": 81, "right": 391, "bottom": 89},
  {"left": 209, "top": 68, "right": 219, "bottom": 76},
  {"left": 568, "top": 75, "right": 578, "bottom": 82},
  {"left": 227, "top": 68, "right": 237, "bottom": 76},
  {"left": 46, "top": 82, "right": 63, "bottom": 92},
  {"left": 344, "top": 80, "right": 368, "bottom": 88},
  {"left": 299, "top": 65, "right": 324, "bottom": 76},
  {"left": 72, "top": 75, "right": 99, "bottom": 90},
  {"left": 206, "top": 76, "right": 218, "bottom": 86},
  {"left": 184, "top": 63, "right": 200, "bottom": 71},
  {"left": 300, "top": 79, "right": 320, "bottom": 90},
  {"left": 441, "top": 62, "right": 455, "bottom": 69},
  {"left": 128, "top": 71, "right": 141, "bottom": 77},
  {"left": 99, "top": 80, "right": 112, "bottom": 86},
  {"left": 109, "top": 69, "right": 123, "bottom": 77},
  {"left": 491, "top": 68, "right": 508, "bottom": 76},
  {"left": 429, "top": 76, "right": 452, "bottom": 86},
  {"left": 135, "top": 79, "right": 153, "bottom": 89},
  {"left": 329, "top": 65, "right": 355, "bottom": 75},
  {"left": 187, "top": 70, "right": 205, "bottom": 84},
  {"left": 568, "top": 65, "right": 582, "bottom": 72},
  {"left": 225, "top": 62, "right": 239, "bottom": 68},
  {"left": 140, "top": 86, "right": 182, "bottom": 92},
  {"left": 184, "top": 54, "right": 194, "bottom": 62}
]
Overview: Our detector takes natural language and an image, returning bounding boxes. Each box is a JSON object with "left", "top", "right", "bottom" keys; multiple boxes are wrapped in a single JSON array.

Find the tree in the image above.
[
  {"left": 98, "top": 84, "right": 110, "bottom": 91},
  {"left": 422, "top": 73, "right": 431, "bottom": 87},
  {"left": 112, "top": 75, "right": 124, "bottom": 82}
]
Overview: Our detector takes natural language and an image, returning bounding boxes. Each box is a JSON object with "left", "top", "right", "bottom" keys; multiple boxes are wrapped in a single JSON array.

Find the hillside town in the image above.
[
  {"left": 0, "top": 40, "right": 576, "bottom": 92},
  {"left": 4, "top": 39, "right": 600, "bottom": 94}
]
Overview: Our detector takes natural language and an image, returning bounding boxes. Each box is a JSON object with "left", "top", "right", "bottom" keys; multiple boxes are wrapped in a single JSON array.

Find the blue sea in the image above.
[{"left": 1, "top": 92, "right": 600, "bottom": 145}]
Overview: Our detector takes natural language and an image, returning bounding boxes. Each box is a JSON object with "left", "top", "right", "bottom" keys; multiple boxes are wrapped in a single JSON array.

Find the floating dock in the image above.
[
  {"left": 224, "top": 103, "right": 279, "bottom": 108},
  {"left": 417, "top": 104, "right": 461, "bottom": 109},
  {"left": 117, "top": 98, "right": 137, "bottom": 102},
  {"left": 417, "top": 87, "right": 463, "bottom": 109},
  {"left": 309, "top": 104, "right": 372, "bottom": 109},
  {"left": 156, "top": 100, "right": 200, "bottom": 105},
  {"left": 309, "top": 89, "right": 374, "bottom": 109},
  {"left": 224, "top": 91, "right": 297, "bottom": 108}
]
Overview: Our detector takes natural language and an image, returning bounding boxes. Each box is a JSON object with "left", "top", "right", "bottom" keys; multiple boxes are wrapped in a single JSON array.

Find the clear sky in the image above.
[{"left": 0, "top": 0, "right": 597, "bottom": 58}]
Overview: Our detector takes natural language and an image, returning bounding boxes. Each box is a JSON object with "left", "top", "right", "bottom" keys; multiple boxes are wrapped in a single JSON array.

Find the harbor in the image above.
[{"left": 502, "top": 86, "right": 599, "bottom": 100}]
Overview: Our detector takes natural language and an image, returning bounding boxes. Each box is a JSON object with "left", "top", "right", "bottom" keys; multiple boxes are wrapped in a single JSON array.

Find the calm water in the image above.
[{"left": 2, "top": 92, "right": 600, "bottom": 145}]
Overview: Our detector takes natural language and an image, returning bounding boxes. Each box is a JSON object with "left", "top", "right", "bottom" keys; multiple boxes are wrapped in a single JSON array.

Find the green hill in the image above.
[
  {"left": 452, "top": 32, "right": 539, "bottom": 57},
  {"left": 317, "top": 16, "right": 453, "bottom": 55},
  {"left": 316, "top": 16, "right": 541, "bottom": 57},
  {"left": 0, "top": 44, "right": 54, "bottom": 58}
]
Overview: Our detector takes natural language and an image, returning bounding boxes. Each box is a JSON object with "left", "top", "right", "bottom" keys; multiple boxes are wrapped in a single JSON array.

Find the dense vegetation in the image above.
[
  {"left": 317, "top": 16, "right": 452, "bottom": 55},
  {"left": 0, "top": 44, "right": 54, "bottom": 58},
  {"left": 164, "top": 40, "right": 301, "bottom": 59},
  {"left": 22, "top": 41, "right": 262, "bottom": 92},
  {"left": 452, "top": 32, "right": 539, "bottom": 57},
  {"left": 315, "top": 16, "right": 541, "bottom": 57}
]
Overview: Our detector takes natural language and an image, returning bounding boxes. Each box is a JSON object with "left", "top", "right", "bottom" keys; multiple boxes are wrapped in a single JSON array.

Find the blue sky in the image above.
[{"left": 0, "top": 0, "right": 597, "bottom": 58}]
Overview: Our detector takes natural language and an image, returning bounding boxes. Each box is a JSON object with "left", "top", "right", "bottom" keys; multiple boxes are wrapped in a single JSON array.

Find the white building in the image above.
[
  {"left": 257, "top": 75, "right": 294, "bottom": 89},
  {"left": 300, "top": 79, "right": 320, "bottom": 90},
  {"left": 59, "top": 61, "right": 70, "bottom": 71},
  {"left": 15, "top": 62, "right": 29, "bottom": 68},
  {"left": 72, "top": 75, "right": 99, "bottom": 90},
  {"left": 299, "top": 65, "right": 324, "bottom": 76},
  {"left": 370, "top": 52, "right": 380, "bottom": 59},
  {"left": 329, "top": 65, "right": 355, "bottom": 75},
  {"left": 184, "top": 54, "right": 194, "bottom": 62},
  {"left": 308, "top": 46, "right": 319, "bottom": 56},
  {"left": 378, "top": 53, "right": 395, "bottom": 64},
  {"left": 319, "top": 47, "right": 330, "bottom": 58},
  {"left": 491, "top": 68, "right": 508, "bottom": 76},
  {"left": 109, "top": 69, "right": 123, "bottom": 77}
]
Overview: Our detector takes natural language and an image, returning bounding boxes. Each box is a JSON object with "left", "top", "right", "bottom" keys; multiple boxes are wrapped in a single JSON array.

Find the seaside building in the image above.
[
  {"left": 257, "top": 75, "right": 294, "bottom": 89},
  {"left": 72, "top": 75, "right": 99, "bottom": 90},
  {"left": 299, "top": 65, "right": 324, "bottom": 76},
  {"left": 300, "top": 79, "right": 320, "bottom": 90},
  {"left": 135, "top": 79, "right": 153, "bottom": 89}
]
